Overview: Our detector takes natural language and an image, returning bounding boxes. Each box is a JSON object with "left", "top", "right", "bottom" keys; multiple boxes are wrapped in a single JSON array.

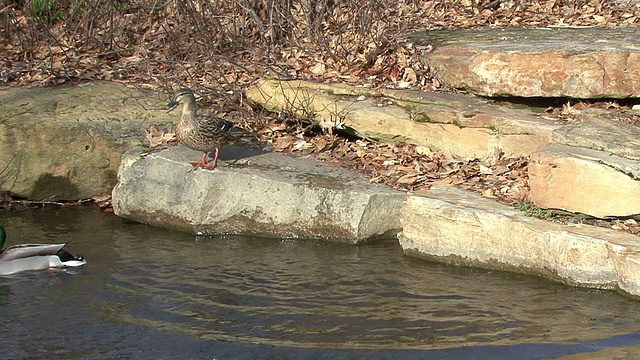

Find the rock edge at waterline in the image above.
[
  {"left": 112, "top": 145, "right": 640, "bottom": 298},
  {"left": 399, "top": 186, "right": 640, "bottom": 297},
  {"left": 112, "top": 145, "right": 404, "bottom": 243}
]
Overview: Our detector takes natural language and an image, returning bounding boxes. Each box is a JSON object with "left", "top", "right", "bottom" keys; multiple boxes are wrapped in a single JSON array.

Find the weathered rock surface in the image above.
[
  {"left": 248, "top": 79, "right": 640, "bottom": 218},
  {"left": 399, "top": 186, "right": 640, "bottom": 296},
  {"left": 112, "top": 145, "right": 404, "bottom": 242},
  {"left": 0, "top": 82, "right": 173, "bottom": 200},
  {"left": 529, "top": 144, "right": 640, "bottom": 218},
  {"left": 554, "top": 112, "right": 640, "bottom": 160},
  {"left": 247, "top": 78, "right": 562, "bottom": 160},
  {"left": 408, "top": 27, "right": 640, "bottom": 98}
]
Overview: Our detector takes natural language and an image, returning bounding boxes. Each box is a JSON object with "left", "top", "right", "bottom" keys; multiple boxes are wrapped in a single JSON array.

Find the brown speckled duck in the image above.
[{"left": 165, "top": 88, "right": 247, "bottom": 170}]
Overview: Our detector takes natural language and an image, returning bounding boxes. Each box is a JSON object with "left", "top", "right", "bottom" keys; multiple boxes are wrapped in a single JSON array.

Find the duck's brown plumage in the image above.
[{"left": 165, "top": 88, "right": 247, "bottom": 169}]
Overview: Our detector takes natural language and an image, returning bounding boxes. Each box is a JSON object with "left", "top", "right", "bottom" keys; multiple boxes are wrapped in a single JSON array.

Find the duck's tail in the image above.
[{"left": 55, "top": 249, "right": 86, "bottom": 267}]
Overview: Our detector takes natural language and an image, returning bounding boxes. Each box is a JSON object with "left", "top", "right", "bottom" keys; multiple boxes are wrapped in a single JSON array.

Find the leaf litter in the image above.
[{"left": 1, "top": 0, "right": 639, "bottom": 235}]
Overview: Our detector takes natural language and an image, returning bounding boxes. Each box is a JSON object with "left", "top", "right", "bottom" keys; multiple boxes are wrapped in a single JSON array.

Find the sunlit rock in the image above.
[
  {"left": 0, "top": 82, "right": 173, "bottom": 200},
  {"left": 399, "top": 186, "right": 640, "bottom": 296},
  {"left": 529, "top": 144, "right": 640, "bottom": 218},
  {"left": 553, "top": 113, "right": 640, "bottom": 160},
  {"left": 409, "top": 28, "right": 640, "bottom": 98},
  {"left": 112, "top": 146, "right": 404, "bottom": 243},
  {"left": 247, "top": 79, "right": 560, "bottom": 160}
]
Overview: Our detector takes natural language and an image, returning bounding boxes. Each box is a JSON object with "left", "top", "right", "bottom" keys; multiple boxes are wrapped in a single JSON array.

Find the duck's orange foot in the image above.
[
  {"left": 202, "top": 148, "right": 219, "bottom": 170},
  {"left": 190, "top": 152, "right": 209, "bottom": 170},
  {"left": 190, "top": 149, "right": 219, "bottom": 170},
  {"left": 202, "top": 159, "right": 217, "bottom": 170},
  {"left": 189, "top": 160, "right": 207, "bottom": 169}
]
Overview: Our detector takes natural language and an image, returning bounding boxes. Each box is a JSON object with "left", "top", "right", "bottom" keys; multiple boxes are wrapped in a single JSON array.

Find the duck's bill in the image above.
[{"left": 165, "top": 100, "right": 179, "bottom": 111}]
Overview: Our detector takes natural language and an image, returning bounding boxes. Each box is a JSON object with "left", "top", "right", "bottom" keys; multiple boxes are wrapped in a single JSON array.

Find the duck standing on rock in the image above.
[
  {"left": 0, "top": 225, "right": 86, "bottom": 275},
  {"left": 165, "top": 88, "right": 249, "bottom": 170}
]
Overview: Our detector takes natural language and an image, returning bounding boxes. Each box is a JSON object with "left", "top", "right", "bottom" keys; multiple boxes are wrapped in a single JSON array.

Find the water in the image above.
[{"left": 1, "top": 207, "right": 640, "bottom": 359}]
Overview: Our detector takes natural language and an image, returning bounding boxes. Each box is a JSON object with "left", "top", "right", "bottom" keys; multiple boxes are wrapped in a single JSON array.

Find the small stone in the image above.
[
  {"left": 415, "top": 146, "right": 433, "bottom": 158},
  {"left": 612, "top": 223, "right": 626, "bottom": 231},
  {"left": 482, "top": 188, "right": 495, "bottom": 198},
  {"left": 479, "top": 165, "right": 493, "bottom": 175}
]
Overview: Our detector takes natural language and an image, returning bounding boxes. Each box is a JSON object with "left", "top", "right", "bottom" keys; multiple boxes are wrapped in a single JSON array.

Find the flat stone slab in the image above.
[
  {"left": 0, "top": 82, "right": 174, "bottom": 200},
  {"left": 408, "top": 27, "right": 640, "bottom": 98},
  {"left": 247, "top": 79, "right": 562, "bottom": 160},
  {"left": 112, "top": 145, "right": 404, "bottom": 242},
  {"left": 529, "top": 144, "right": 640, "bottom": 218},
  {"left": 399, "top": 186, "right": 640, "bottom": 297}
]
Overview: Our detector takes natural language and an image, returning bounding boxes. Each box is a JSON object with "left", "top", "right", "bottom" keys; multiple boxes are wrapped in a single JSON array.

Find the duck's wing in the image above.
[
  {"left": 0, "top": 244, "right": 66, "bottom": 262},
  {"left": 210, "top": 117, "right": 244, "bottom": 133},
  {"left": 0, "top": 256, "right": 55, "bottom": 275}
]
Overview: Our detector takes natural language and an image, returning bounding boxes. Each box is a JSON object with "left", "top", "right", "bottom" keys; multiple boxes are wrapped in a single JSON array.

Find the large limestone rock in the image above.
[
  {"left": 529, "top": 144, "right": 640, "bottom": 218},
  {"left": 409, "top": 27, "right": 640, "bottom": 98},
  {"left": 0, "top": 82, "right": 173, "bottom": 200},
  {"left": 247, "top": 79, "right": 561, "bottom": 160},
  {"left": 112, "top": 145, "right": 404, "bottom": 242},
  {"left": 399, "top": 186, "right": 640, "bottom": 296}
]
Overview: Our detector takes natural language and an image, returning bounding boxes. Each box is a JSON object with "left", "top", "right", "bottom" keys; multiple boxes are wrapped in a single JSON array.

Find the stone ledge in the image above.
[
  {"left": 408, "top": 27, "right": 640, "bottom": 98},
  {"left": 5, "top": 82, "right": 640, "bottom": 298},
  {"left": 112, "top": 145, "right": 405, "bottom": 243},
  {"left": 0, "top": 82, "right": 173, "bottom": 200},
  {"left": 529, "top": 144, "right": 640, "bottom": 218},
  {"left": 399, "top": 186, "right": 640, "bottom": 296},
  {"left": 553, "top": 114, "right": 640, "bottom": 161},
  {"left": 247, "top": 78, "right": 561, "bottom": 160}
]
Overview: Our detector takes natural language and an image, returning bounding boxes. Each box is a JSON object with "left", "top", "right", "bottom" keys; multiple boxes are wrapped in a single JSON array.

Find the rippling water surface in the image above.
[{"left": 1, "top": 208, "right": 640, "bottom": 359}]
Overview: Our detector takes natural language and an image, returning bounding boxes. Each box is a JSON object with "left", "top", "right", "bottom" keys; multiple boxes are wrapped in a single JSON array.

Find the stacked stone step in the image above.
[{"left": 411, "top": 27, "right": 640, "bottom": 218}]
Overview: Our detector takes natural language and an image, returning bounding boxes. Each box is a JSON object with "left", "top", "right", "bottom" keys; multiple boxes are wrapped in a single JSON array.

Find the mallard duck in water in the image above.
[
  {"left": 165, "top": 88, "right": 248, "bottom": 170},
  {"left": 0, "top": 225, "right": 86, "bottom": 275}
]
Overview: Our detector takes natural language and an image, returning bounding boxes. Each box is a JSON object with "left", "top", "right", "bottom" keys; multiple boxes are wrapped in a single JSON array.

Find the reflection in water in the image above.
[
  {"left": 0, "top": 284, "right": 12, "bottom": 305},
  {"left": 0, "top": 208, "right": 640, "bottom": 359}
]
